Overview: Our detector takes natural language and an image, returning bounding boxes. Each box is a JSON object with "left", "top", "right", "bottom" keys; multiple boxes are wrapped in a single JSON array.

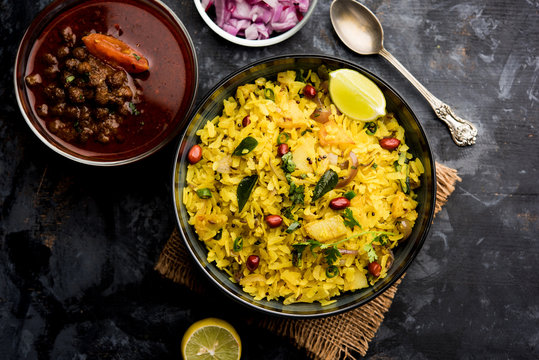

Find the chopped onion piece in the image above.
[{"left": 205, "top": 0, "right": 310, "bottom": 40}]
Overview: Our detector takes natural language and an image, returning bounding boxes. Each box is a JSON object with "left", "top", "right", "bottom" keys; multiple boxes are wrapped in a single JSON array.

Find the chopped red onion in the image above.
[{"left": 206, "top": 0, "right": 310, "bottom": 40}]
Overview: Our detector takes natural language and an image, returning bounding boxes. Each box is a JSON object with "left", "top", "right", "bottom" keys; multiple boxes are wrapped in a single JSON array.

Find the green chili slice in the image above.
[
  {"left": 233, "top": 237, "right": 243, "bottom": 251},
  {"left": 326, "top": 265, "right": 339, "bottom": 278},
  {"left": 264, "top": 88, "right": 275, "bottom": 101},
  {"left": 277, "top": 132, "right": 290, "bottom": 145},
  {"left": 196, "top": 188, "right": 212, "bottom": 199},
  {"left": 364, "top": 122, "right": 377, "bottom": 135}
]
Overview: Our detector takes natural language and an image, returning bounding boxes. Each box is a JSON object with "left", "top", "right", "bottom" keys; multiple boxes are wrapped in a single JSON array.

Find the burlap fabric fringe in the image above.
[{"left": 155, "top": 162, "right": 460, "bottom": 359}]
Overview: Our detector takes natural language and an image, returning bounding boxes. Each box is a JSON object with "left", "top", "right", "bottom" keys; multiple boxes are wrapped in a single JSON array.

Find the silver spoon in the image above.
[{"left": 330, "top": 0, "right": 477, "bottom": 146}]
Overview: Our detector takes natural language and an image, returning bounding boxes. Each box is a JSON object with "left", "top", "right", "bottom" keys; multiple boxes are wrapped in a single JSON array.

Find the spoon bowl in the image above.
[
  {"left": 330, "top": 0, "right": 478, "bottom": 146},
  {"left": 330, "top": 0, "right": 383, "bottom": 55}
]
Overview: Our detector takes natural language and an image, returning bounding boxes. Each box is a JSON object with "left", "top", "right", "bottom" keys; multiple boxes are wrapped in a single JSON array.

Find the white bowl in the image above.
[{"left": 194, "top": 0, "right": 318, "bottom": 47}]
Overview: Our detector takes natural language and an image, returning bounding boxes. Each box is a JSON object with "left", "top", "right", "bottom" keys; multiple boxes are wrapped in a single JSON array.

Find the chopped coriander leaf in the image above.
[
  {"left": 281, "top": 152, "right": 296, "bottom": 173},
  {"left": 132, "top": 53, "right": 141, "bottom": 61},
  {"left": 364, "top": 243, "right": 378, "bottom": 262},
  {"left": 343, "top": 208, "right": 361, "bottom": 229},
  {"left": 65, "top": 75, "right": 75, "bottom": 83},
  {"left": 282, "top": 207, "right": 295, "bottom": 220},
  {"left": 372, "top": 163, "right": 378, "bottom": 169},
  {"left": 292, "top": 243, "right": 308, "bottom": 267},
  {"left": 289, "top": 182, "right": 305, "bottom": 205},
  {"left": 344, "top": 191, "right": 356, "bottom": 200},
  {"left": 323, "top": 246, "right": 342, "bottom": 266},
  {"left": 129, "top": 102, "right": 140, "bottom": 115}
]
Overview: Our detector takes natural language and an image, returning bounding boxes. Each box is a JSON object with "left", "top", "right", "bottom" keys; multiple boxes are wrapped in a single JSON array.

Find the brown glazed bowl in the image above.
[
  {"left": 172, "top": 55, "right": 436, "bottom": 318},
  {"left": 14, "top": 0, "right": 198, "bottom": 166}
]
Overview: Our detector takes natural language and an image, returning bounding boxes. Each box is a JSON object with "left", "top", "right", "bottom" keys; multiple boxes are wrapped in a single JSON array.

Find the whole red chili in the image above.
[
  {"left": 368, "top": 262, "right": 382, "bottom": 277},
  {"left": 379, "top": 138, "right": 400, "bottom": 151},
  {"left": 277, "top": 143, "right": 289, "bottom": 157},
  {"left": 187, "top": 144, "right": 202, "bottom": 164},
  {"left": 329, "top": 197, "right": 350, "bottom": 210},
  {"left": 265, "top": 215, "right": 283, "bottom": 228},
  {"left": 303, "top": 84, "right": 317, "bottom": 98},
  {"left": 246, "top": 255, "right": 260, "bottom": 271}
]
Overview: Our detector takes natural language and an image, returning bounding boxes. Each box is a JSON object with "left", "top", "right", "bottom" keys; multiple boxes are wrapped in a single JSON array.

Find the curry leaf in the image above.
[
  {"left": 237, "top": 174, "right": 258, "bottom": 212},
  {"left": 312, "top": 169, "right": 338, "bottom": 201},
  {"left": 233, "top": 136, "right": 258, "bottom": 156}
]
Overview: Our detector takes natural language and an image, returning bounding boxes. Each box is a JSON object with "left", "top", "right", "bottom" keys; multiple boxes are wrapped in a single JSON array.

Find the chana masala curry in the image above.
[{"left": 24, "top": 0, "right": 194, "bottom": 158}]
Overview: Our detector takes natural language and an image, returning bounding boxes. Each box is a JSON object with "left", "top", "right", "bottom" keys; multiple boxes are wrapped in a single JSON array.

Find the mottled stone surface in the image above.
[{"left": 1, "top": 0, "right": 538, "bottom": 359}]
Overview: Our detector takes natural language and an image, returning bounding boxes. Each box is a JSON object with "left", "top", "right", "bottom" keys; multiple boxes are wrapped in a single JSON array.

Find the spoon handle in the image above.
[{"left": 379, "top": 48, "right": 477, "bottom": 146}]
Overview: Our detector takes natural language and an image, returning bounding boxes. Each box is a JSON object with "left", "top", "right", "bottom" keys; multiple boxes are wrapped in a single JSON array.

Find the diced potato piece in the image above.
[
  {"left": 292, "top": 136, "right": 317, "bottom": 173},
  {"left": 304, "top": 215, "right": 348, "bottom": 242},
  {"left": 194, "top": 213, "right": 228, "bottom": 241},
  {"left": 318, "top": 121, "right": 355, "bottom": 147}
]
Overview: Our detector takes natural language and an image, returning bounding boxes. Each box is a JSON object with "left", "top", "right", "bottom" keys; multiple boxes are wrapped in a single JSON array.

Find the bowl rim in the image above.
[
  {"left": 193, "top": 0, "right": 318, "bottom": 47},
  {"left": 13, "top": 0, "right": 199, "bottom": 167},
  {"left": 171, "top": 54, "right": 436, "bottom": 318}
]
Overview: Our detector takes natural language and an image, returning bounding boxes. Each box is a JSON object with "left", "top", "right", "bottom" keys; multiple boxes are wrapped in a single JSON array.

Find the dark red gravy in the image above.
[{"left": 25, "top": 0, "right": 195, "bottom": 159}]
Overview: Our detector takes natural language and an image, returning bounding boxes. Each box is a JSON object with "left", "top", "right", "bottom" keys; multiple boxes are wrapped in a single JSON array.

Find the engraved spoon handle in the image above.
[{"left": 379, "top": 47, "right": 477, "bottom": 146}]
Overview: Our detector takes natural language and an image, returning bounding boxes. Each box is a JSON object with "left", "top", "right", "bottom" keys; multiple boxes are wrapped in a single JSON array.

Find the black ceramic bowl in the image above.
[{"left": 172, "top": 55, "right": 436, "bottom": 318}]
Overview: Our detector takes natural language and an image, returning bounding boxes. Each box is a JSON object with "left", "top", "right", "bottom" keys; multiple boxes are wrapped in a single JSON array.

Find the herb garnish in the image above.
[
  {"left": 292, "top": 230, "right": 394, "bottom": 267},
  {"left": 237, "top": 174, "right": 258, "bottom": 212},
  {"left": 286, "top": 221, "right": 301, "bottom": 234},
  {"left": 289, "top": 182, "right": 305, "bottom": 205},
  {"left": 65, "top": 75, "right": 75, "bottom": 83},
  {"left": 129, "top": 102, "right": 140, "bottom": 115},
  {"left": 232, "top": 136, "right": 258, "bottom": 156},
  {"left": 281, "top": 152, "right": 296, "bottom": 173},
  {"left": 343, "top": 208, "right": 361, "bottom": 229},
  {"left": 344, "top": 191, "right": 356, "bottom": 200},
  {"left": 132, "top": 53, "right": 141, "bottom": 61},
  {"left": 312, "top": 169, "right": 338, "bottom": 202}
]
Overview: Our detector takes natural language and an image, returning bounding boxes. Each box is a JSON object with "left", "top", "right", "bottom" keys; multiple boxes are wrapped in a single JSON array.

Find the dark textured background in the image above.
[{"left": 1, "top": 0, "right": 538, "bottom": 359}]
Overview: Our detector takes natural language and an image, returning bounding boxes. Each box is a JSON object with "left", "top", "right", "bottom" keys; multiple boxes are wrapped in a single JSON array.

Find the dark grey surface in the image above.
[{"left": 1, "top": 0, "right": 538, "bottom": 359}]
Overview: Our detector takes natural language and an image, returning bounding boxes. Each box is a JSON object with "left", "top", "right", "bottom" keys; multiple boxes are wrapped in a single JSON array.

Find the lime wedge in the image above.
[
  {"left": 328, "top": 68, "right": 386, "bottom": 121},
  {"left": 181, "top": 318, "right": 241, "bottom": 360}
]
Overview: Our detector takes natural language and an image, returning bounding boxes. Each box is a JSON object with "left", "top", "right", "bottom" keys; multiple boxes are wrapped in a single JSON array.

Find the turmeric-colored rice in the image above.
[{"left": 183, "top": 69, "right": 423, "bottom": 305}]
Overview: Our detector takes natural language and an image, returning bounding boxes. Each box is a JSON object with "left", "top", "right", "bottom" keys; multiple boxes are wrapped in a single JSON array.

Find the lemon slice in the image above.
[
  {"left": 181, "top": 318, "right": 241, "bottom": 360},
  {"left": 328, "top": 68, "right": 386, "bottom": 121}
]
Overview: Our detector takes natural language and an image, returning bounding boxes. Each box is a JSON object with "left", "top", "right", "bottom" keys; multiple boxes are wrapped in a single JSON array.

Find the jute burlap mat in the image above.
[{"left": 156, "top": 162, "right": 460, "bottom": 359}]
